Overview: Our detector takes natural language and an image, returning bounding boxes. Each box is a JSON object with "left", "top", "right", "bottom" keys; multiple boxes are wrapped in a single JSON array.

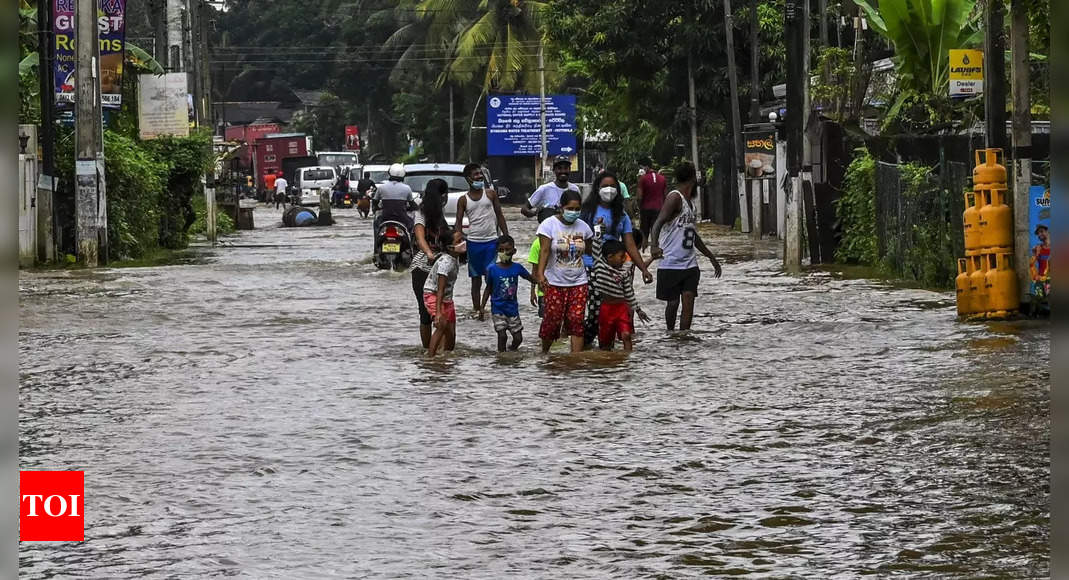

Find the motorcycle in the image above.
[
  {"left": 374, "top": 220, "right": 413, "bottom": 271},
  {"left": 332, "top": 190, "right": 354, "bottom": 209}
]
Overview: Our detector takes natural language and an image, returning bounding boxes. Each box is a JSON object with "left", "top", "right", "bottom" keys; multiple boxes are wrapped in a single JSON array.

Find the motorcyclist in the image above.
[{"left": 373, "top": 163, "right": 416, "bottom": 234}]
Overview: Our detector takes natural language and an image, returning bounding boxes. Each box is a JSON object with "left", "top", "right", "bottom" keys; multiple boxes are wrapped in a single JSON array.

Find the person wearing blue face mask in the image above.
[
  {"left": 534, "top": 190, "right": 594, "bottom": 353},
  {"left": 579, "top": 171, "right": 654, "bottom": 347}
]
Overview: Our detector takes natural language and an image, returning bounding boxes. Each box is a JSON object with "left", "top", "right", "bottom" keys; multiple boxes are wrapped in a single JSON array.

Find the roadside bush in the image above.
[
  {"left": 144, "top": 131, "right": 214, "bottom": 249},
  {"left": 102, "top": 131, "right": 168, "bottom": 259},
  {"left": 834, "top": 150, "right": 877, "bottom": 265},
  {"left": 899, "top": 163, "right": 956, "bottom": 288}
]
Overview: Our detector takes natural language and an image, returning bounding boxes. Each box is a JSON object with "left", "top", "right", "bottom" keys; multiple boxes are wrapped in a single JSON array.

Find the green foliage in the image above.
[
  {"left": 834, "top": 150, "right": 878, "bottom": 265},
  {"left": 852, "top": 0, "right": 981, "bottom": 96},
  {"left": 143, "top": 131, "right": 215, "bottom": 249},
  {"left": 898, "top": 163, "right": 956, "bottom": 288},
  {"left": 102, "top": 131, "right": 169, "bottom": 259},
  {"left": 189, "top": 196, "right": 236, "bottom": 237},
  {"left": 812, "top": 47, "right": 856, "bottom": 122}
]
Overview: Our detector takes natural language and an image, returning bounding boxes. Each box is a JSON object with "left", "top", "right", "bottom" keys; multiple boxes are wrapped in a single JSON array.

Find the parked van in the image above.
[{"left": 296, "top": 166, "right": 337, "bottom": 206}]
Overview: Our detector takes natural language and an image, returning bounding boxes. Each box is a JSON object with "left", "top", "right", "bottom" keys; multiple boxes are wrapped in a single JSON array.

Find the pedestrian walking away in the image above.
[
  {"left": 264, "top": 170, "right": 278, "bottom": 203},
  {"left": 479, "top": 235, "right": 534, "bottom": 352},
  {"left": 534, "top": 190, "right": 594, "bottom": 353},
  {"left": 523, "top": 156, "right": 580, "bottom": 223},
  {"left": 424, "top": 230, "right": 464, "bottom": 356},
  {"left": 456, "top": 163, "right": 509, "bottom": 315},
  {"left": 636, "top": 157, "right": 668, "bottom": 250},
  {"left": 412, "top": 178, "right": 459, "bottom": 349},
  {"left": 591, "top": 235, "right": 651, "bottom": 351},
  {"left": 649, "top": 161, "right": 722, "bottom": 331},
  {"left": 580, "top": 171, "right": 653, "bottom": 347},
  {"left": 273, "top": 171, "right": 288, "bottom": 210}
]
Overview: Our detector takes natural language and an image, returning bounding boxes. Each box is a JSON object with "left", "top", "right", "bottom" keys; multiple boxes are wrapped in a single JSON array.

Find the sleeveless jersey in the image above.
[
  {"left": 464, "top": 191, "right": 498, "bottom": 242},
  {"left": 658, "top": 190, "right": 698, "bottom": 270}
]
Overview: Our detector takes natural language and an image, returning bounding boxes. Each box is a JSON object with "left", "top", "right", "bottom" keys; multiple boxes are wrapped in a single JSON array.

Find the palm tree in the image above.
[
  {"left": 388, "top": 0, "right": 549, "bottom": 92},
  {"left": 447, "top": 0, "right": 548, "bottom": 91}
]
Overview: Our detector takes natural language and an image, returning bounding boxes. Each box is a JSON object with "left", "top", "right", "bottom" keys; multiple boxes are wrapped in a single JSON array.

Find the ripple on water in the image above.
[{"left": 17, "top": 208, "right": 1049, "bottom": 578}]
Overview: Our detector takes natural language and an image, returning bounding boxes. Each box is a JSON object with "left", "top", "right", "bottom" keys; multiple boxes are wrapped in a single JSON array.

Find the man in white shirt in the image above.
[
  {"left": 522, "top": 156, "right": 579, "bottom": 223},
  {"left": 274, "top": 173, "right": 289, "bottom": 209}
]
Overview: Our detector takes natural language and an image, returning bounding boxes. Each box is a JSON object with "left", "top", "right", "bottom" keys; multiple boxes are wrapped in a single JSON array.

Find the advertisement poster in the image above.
[
  {"left": 1027, "top": 185, "right": 1050, "bottom": 301},
  {"left": 344, "top": 125, "right": 361, "bottom": 151},
  {"left": 487, "top": 95, "right": 576, "bottom": 157},
  {"left": 949, "top": 49, "right": 983, "bottom": 98},
  {"left": 743, "top": 130, "right": 776, "bottom": 179},
  {"left": 138, "top": 73, "right": 189, "bottom": 140},
  {"left": 53, "top": 0, "right": 127, "bottom": 108}
]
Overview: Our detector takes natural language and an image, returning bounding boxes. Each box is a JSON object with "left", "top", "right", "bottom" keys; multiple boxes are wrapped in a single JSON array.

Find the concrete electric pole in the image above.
[
  {"left": 1010, "top": 0, "right": 1031, "bottom": 303},
  {"left": 75, "top": 0, "right": 103, "bottom": 266}
]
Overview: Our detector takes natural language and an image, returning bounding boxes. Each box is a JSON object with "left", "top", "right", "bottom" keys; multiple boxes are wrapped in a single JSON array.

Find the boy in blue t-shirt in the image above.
[{"left": 479, "top": 235, "right": 534, "bottom": 352}]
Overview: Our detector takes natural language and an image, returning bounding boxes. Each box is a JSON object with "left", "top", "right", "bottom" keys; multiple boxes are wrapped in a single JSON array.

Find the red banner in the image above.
[{"left": 344, "top": 125, "right": 361, "bottom": 151}]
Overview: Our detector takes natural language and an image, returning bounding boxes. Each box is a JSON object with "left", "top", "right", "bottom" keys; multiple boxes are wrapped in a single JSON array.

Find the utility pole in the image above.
[
  {"left": 783, "top": 0, "right": 806, "bottom": 271},
  {"left": 201, "top": 0, "right": 212, "bottom": 130},
  {"left": 687, "top": 52, "right": 701, "bottom": 217},
  {"left": 984, "top": 0, "right": 1006, "bottom": 149},
  {"left": 75, "top": 0, "right": 102, "bottom": 267},
  {"left": 36, "top": 0, "right": 56, "bottom": 262},
  {"left": 723, "top": 0, "right": 745, "bottom": 234},
  {"left": 1010, "top": 0, "right": 1031, "bottom": 304},
  {"left": 449, "top": 84, "right": 456, "bottom": 160},
  {"left": 538, "top": 40, "right": 548, "bottom": 182},
  {"left": 749, "top": 0, "right": 760, "bottom": 123}
]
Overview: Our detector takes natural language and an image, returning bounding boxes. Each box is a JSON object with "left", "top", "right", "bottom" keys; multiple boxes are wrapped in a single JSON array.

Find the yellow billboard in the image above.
[{"left": 949, "top": 49, "right": 984, "bottom": 97}]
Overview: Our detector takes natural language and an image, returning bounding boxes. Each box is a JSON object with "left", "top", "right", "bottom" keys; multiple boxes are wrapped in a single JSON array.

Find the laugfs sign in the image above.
[{"left": 20, "top": 471, "right": 84, "bottom": 541}]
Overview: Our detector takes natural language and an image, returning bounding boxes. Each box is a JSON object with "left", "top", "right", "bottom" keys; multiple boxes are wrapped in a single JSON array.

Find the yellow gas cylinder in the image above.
[
  {"left": 973, "top": 148, "right": 1007, "bottom": 188},
  {"left": 963, "top": 191, "right": 982, "bottom": 254},
  {"left": 969, "top": 254, "right": 989, "bottom": 316},
  {"left": 978, "top": 188, "right": 1013, "bottom": 249},
  {"left": 956, "top": 258, "right": 974, "bottom": 316},
  {"left": 985, "top": 252, "right": 1019, "bottom": 315}
]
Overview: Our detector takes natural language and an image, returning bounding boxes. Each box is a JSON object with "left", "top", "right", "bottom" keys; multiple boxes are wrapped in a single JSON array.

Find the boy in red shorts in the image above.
[{"left": 591, "top": 237, "right": 650, "bottom": 350}]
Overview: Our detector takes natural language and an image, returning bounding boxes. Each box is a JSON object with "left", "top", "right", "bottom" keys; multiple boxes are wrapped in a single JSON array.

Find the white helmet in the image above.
[{"left": 388, "top": 163, "right": 406, "bottom": 179}]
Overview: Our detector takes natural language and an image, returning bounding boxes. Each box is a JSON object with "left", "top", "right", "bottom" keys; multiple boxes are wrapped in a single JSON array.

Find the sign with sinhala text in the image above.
[
  {"left": 949, "top": 49, "right": 983, "bottom": 97},
  {"left": 53, "top": 0, "right": 127, "bottom": 108},
  {"left": 138, "top": 73, "right": 189, "bottom": 140},
  {"left": 487, "top": 95, "right": 577, "bottom": 157},
  {"left": 743, "top": 130, "right": 777, "bottom": 180}
]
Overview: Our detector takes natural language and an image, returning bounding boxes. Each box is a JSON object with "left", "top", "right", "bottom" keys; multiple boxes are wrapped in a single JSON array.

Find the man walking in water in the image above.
[
  {"left": 273, "top": 171, "right": 288, "bottom": 210},
  {"left": 523, "top": 156, "right": 579, "bottom": 223},
  {"left": 636, "top": 157, "right": 667, "bottom": 251},
  {"left": 650, "top": 161, "right": 722, "bottom": 331},
  {"left": 456, "top": 163, "right": 509, "bottom": 315}
]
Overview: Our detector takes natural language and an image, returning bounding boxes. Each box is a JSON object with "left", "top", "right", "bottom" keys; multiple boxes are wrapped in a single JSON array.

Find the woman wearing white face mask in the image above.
[
  {"left": 579, "top": 171, "right": 654, "bottom": 348},
  {"left": 534, "top": 190, "right": 594, "bottom": 353}
]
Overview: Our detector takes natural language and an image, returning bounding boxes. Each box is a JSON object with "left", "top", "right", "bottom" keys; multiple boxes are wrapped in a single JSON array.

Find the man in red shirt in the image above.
[{"left": 636, "top": 157, "right": 667, "bottom": 250}]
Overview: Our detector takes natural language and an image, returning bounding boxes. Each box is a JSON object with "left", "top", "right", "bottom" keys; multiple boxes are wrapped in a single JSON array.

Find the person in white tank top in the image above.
[
  {"left": 649, "top": 161, "right": 722, "bottom": 331},
  {"left": 455, "top": 163, "right": 509, "bottom": 313}
]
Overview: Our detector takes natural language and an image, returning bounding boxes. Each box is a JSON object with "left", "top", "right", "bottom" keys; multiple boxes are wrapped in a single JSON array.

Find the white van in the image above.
[{"left": 296, "top": 166, "right": 337, "bottom": 206}]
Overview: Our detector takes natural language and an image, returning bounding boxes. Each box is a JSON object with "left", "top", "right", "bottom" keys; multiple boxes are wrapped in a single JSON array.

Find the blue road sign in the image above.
[{"left": 487, "top": 95, "right": 577, "bottom": 157}]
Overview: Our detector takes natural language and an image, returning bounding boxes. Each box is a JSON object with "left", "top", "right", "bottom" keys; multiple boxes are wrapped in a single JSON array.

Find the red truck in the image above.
[{"left": 252, "top": 133, "right": 308, "bottom": 192}]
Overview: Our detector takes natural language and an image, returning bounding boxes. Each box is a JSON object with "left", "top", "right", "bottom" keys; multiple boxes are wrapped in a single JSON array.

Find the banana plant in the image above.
[{"left": 852, "top": 0, "right": 982, "bottom": 95}]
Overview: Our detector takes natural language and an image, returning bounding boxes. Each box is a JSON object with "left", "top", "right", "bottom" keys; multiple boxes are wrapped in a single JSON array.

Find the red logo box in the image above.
[{"left": 20, "top": 471, "right": 84, "bottom": 542}]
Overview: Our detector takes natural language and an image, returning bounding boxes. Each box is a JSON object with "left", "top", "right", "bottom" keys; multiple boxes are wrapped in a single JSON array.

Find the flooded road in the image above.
[{"left": 20, "top": 205, "right": 1049, "bottom": 577}]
